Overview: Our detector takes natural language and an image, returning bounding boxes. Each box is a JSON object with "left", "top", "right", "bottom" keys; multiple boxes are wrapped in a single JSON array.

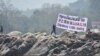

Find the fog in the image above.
[
  {"left": 11, "top": 0, "right": 77, "bottom": 10},
  {"left": 0, "top": 0, "right": 100, "bottom": 33}
]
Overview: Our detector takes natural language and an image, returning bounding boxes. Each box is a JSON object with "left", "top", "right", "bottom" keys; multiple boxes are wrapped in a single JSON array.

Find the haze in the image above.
[
  {"left": 1, "top": 0, "right": 100, "bottom": 33},
  {"left": 11, "top": 0, "right": 77, "bottom": 10}
]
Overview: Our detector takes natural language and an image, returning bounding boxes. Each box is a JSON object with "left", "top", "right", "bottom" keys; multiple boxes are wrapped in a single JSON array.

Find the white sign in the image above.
[{"left": 56, "top": 14, "right": 88, "bottom": 32}]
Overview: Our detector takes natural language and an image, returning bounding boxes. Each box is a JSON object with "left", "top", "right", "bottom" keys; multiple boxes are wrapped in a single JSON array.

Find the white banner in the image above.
[{"left": 56, "top": 14, "right": 88, "bottom": 32}]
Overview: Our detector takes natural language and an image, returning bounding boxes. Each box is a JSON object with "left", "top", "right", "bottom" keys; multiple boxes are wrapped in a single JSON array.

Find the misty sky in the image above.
[{"left": 11, "top": 0, "right": 77, "bottom": 10}]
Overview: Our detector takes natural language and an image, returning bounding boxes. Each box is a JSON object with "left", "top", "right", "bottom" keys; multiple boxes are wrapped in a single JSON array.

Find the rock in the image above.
[
  {"left": 0, "top": 30, "right": 100, "bottom": 56},
  {"left": 0, "top": 32, "right": 37, "bottom": 56},
  {"left": 7, "top": 31, "right": 22, "bottom": 40},
  {"left": 7, "top": 31, "right": 22, "bottom": 37},
  {"left": 95, "top": 53, "right": 100, "bottom": 56},
  {"left": 91, "top": 29, "right": 100, "bottom": 34}
]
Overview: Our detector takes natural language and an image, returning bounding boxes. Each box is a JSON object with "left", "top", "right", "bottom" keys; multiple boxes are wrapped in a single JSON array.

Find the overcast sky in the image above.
[{"left": 11, "top": 0, "right": 77, "bottom": 10}]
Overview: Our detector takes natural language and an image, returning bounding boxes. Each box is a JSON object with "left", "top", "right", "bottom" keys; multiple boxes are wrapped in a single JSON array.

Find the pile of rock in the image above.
[
  {"left": 0, "top": 31, "right": 37, "bottom": 56},
  {"left": 0, "top": 30, "right": 100, "bottom": 56},
  {"left": 25, "top": 31, "right": 100, "bottom": 56}
]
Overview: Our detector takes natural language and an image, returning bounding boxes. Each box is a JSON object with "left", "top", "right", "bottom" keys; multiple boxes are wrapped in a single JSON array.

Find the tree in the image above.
[
  {"left": 0, "top": 0, "right": 13, "bottom": 33},
  {"left": 0, "top": 0, "right": 29, "bottom": 33}
]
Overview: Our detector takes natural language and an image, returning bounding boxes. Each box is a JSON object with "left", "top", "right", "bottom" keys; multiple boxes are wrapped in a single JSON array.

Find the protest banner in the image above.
[{"left": 56, "top": 13, "right": 88, "bottom": 32}]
